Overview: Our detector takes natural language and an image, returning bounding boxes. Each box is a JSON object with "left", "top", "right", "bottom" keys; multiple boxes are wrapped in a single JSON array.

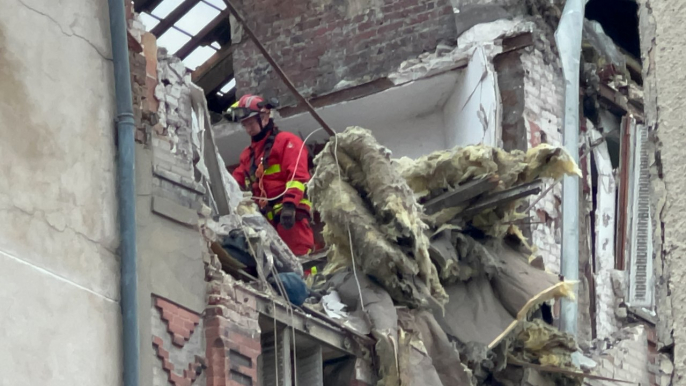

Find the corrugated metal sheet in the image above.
[
  {"left": 261, "top": 331, "right": 292, "bottom": 386},
  {"left": 296, "top": 346, "right": 323, "bottom": 386}
]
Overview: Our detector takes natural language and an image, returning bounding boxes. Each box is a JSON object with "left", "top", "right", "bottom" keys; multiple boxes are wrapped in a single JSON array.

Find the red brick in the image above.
[
  {"left": 152, "top": 335, "right": 163, "bottom": 347},
  {"left": 157, "top": 347, "right": 170, "bottom": 360},
  {"left": 170, "top": 372, "right": 190, "bottom": 386},
  {"left": 377, "top": 20, "right": 404, "bottom": 36},
  {"left": 528, "top": 120, "right": 543, "bottom": 147},
  {"left": 144, "top": 75, "right": 158, "bottom": 112},
  {"left": 176, "top": 308, "right": 201, "bottom": 324},
  {"left": 142, "top": 32, "right": 158, "bottom": 78},
  {"left": 228, "top": 332, "right": 261, "bottom": 352},
  {"left": 179, "top": 328, "right": 192, "bottom": 340},
  {"left": 169, "top": 319, "right": 186, "bottom": 335},
  {"left": 127, "top": 31, "right": 143, "bottom": 53},
  {"left": 173, "top": 333, "right": 186, "bottom": 348},
  {"left": 163, "top": 359, "right": 175, "bottom": 372}
]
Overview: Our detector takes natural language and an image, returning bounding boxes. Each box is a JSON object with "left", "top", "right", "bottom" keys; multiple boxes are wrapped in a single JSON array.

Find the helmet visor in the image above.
[{"left": 224, "top": 107, "right": 260, "bottom": 122}]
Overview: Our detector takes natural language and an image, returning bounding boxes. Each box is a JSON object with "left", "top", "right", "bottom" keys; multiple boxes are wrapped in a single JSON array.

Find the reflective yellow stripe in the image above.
[
  {"left": 267, "top": 211, "right": 274, "bottom": 220},
  {"left": 299, "top": 199, "right": 312, "bottom": 207},
  {"left": 264, "top": 164, "right": 281, "bottom": 175},
  {"left": 286, "top": 181, "right": 306, "bottom": 192},
  {"left": 273, "top": 203, "right": 283, "bottom": 212}
]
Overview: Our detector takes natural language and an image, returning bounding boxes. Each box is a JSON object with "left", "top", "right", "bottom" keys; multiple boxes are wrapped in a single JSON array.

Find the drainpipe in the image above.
[
  {"left": 107, "top": 0, "right": 140, "bottom": 384},
  {"left": 555, "top": 0, "right": 586, "bottom": 337}
]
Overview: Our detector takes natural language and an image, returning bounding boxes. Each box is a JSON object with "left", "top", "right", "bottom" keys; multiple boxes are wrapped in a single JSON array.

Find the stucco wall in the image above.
[
  {"left": 0, "top": 0, "right": 121, "bottom": 385},
  {"left": 639, "top": 0, "right": 686, "bottom": 383}
]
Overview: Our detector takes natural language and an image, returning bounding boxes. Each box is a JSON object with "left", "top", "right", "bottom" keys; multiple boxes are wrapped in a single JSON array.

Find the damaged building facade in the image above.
[{"left": 0, "top": 0, "right": 675, "bottom": 385}]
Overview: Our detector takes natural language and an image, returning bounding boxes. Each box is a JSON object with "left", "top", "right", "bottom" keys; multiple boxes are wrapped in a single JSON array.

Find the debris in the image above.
[
  {"left": 308, "top": 127, "right": 583, "bottom": 385},
  {"left": 322, "top": 291, "right": 349, "bottom": 319}
]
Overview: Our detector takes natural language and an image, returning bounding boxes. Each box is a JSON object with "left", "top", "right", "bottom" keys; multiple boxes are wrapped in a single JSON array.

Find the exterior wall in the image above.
[
  {"left": 584, "top": 325, "right": 651, "bottom": 386},
  {"left": 152, "top": 297, "right": 206, "bottom": 386},
  {"left": 443, "top": 46, "right": 500, "bottom": 148},
  {"left": 128, "top": 14, "right": 213, "bottom": 386},
  {"left": 205, "top": 256, "right": 262, "bottom": 386},
  {"left": 0, "top": 1, "right": 122, "bottom": 385},
  {"left": 639, "top": 0, "right": 686, "bottom": 383},
  {"left": 520, "top": 40, "right": 565, "bottom": 276},
  {"left": 232, "top": 0, "right": 457, "bottom": 106}
]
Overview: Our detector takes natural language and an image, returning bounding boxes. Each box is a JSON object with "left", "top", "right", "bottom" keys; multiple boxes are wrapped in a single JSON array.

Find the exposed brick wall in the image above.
[
  {"left": 152, "top": 296, "right": 207, "bottom": 386},
  {"left": 518, "top": 38, "right": 564, "bottom": 276},
  {"left": 495, "top": 49, "right": 528, "bottom": 153},
  {"left": 232, "top": 0, "right": 457, "bottom": 106},
  {"left": 205, "top": 262, "right": 261, "bottom": 386},
  {"left": 585, "top": 325, "right": 652, "bottom": 386}
]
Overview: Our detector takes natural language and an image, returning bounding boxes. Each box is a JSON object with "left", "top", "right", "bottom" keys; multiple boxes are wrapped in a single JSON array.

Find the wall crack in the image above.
[{"left": 15, "top": 0, "right": 113, "bottom": 61}]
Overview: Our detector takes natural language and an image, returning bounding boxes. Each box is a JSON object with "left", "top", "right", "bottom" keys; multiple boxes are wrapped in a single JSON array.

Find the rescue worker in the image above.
[{"left": 227, "top": 94, "right": 314, "bottom": 257}]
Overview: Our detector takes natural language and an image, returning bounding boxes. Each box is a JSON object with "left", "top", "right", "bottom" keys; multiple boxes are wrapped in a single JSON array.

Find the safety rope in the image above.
[{"left": 332, "top": 134, "right": 367, "bottom": 314}]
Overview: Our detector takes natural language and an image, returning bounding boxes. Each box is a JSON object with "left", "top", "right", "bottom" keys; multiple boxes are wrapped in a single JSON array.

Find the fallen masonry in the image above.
[{"left": 203, "top": 126, "right": 631, "bottom": 386}]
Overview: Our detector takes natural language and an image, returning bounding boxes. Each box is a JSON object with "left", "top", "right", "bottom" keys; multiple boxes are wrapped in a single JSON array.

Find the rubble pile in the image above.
[{"left": 309, "top": 127, "right": 584, "bottom": 386}]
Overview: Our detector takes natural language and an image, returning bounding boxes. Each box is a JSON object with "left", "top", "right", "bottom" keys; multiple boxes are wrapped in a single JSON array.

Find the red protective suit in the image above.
[{"left": 232, "top": 128, "right": 314, "bottom": 256}]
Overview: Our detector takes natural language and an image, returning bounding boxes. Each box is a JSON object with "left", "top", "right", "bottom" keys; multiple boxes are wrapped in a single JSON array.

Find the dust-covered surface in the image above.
[
  {"left": 309, "top": 127, "right": 584, "bottom": 385},
  {"left": 309, "top": 127, "right": 446, "bottom": 308}
]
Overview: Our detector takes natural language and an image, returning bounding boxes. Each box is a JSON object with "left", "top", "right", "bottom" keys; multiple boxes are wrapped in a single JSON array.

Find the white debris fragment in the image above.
[{"left": 322, "top": 291, "right": 349, "bottom": 319}]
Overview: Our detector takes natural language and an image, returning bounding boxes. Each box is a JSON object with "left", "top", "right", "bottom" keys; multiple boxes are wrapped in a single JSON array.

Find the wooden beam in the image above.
[
  {"left": 500, "top": 32, "right": 534, "bottom": 53},
  {"left": 598, "top": 83, "right": 644, "bottom": 120},
  {"left": 175, "top": 10, "right": 231, "bottom": 59},
  {"left": 134, "top": 0, "right": 164, "bottom": 12},
  {"left": 192, "top": 43, "right": 233, "bottom": 79},
  {"left": 278, "top": 78, "right": 396, "bottom": 118},
  {"left": 150, "top": 0, "right": 200, "bottom": 37},
  {"left": 455, "top": 180, "right": 543, "bottom": 220},
  {"left": 423, "top": 177, "right": 500, "bottom": 215},
  {"left": 193, "top": 45, "right": 234, "bottom": 93}
]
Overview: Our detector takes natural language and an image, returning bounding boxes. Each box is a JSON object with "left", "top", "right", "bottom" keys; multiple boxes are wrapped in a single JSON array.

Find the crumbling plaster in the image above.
[
  {"left": 0, "top": 0, "right": 121, "bottom": 385},
  {"left": 639, "top": 0, "right": 686, "bottom": 383}
]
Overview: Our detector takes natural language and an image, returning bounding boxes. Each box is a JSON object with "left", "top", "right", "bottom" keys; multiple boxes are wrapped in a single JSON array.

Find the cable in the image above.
[{"left": 332, "top": 134, "right": 367, "bottom": 314}]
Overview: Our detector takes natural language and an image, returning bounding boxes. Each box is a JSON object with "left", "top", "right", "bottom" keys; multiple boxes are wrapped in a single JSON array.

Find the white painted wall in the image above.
[
  {"left": 0, "top": 1, "right": 121, "bottom": 385},
  {"left": 370, "top": 111, "right": 446, "bottom": 159},
  {"left": 215, "top": 52, "right": 500, "bottom": 165},
  {"left": 443, "top": 46, "right": 500, "bottom": 148}
]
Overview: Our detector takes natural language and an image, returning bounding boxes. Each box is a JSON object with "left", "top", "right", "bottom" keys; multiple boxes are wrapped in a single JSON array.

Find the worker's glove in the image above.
[{"left": 280, "top": 203, "right": 297, "bottom": 229}]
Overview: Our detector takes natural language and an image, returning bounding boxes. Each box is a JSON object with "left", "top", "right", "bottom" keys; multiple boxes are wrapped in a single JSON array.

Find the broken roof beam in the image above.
[
  {"left": 192, "top": 44, "right": 234, "bottom": 93},
  {"left": 134, "top": 0, "right": 164, "bottom": 12},
  {"left": 150, "top": 0, "right": 200, "bottom": 37},
  {"left": 455, "top": 180, "right": 543, "bottom": 220},
  {"left": 423, "top": 176, "right": 500, "bottom": 215},
  {"left": 175, "top": 9, "right": 232, "bottom": 59}
]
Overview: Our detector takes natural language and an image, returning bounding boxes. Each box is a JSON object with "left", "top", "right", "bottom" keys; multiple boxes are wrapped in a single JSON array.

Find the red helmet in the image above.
[{"left": 225, "top": 94, "right": 279, "bottom": 122}]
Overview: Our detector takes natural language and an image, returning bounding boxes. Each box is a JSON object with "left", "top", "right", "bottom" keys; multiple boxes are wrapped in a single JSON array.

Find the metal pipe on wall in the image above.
[
  {"left": 107, "top": 0, "right": 140, "bottom": 383},
  {"left": 555, "top": 0, "right": 586, "bottom": 336}
]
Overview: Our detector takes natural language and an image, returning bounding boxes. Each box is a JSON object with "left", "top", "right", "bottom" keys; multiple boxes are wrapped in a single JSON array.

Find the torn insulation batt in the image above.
[{"left": 309, "top": 127, "right": 586, "bottom": 386}]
